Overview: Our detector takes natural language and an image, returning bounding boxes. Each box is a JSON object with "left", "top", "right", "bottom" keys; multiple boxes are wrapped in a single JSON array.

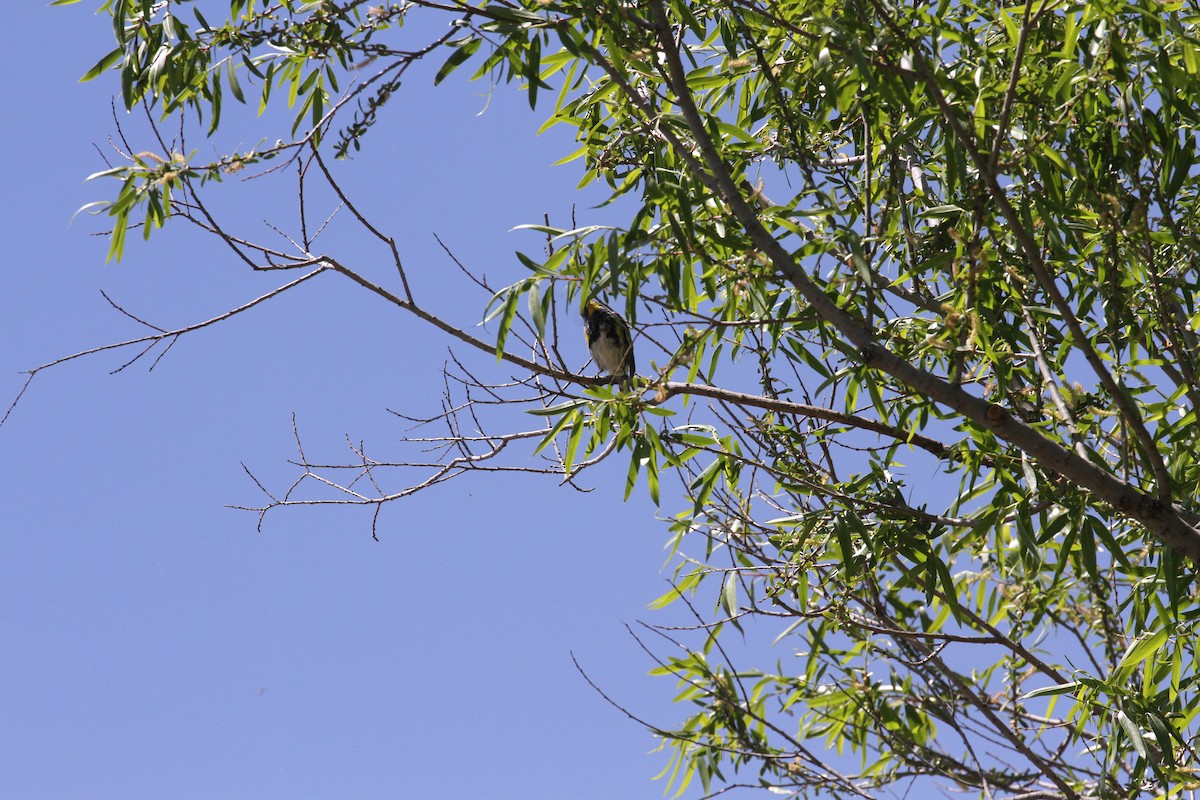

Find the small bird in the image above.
[{"left": 582, "top": 298, "right": 635, "bottom": 384}]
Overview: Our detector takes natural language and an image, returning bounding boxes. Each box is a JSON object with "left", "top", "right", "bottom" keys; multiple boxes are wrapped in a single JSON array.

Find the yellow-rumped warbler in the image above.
[{"left": 582, "top": 299, "right": 635, "bottom": 383}]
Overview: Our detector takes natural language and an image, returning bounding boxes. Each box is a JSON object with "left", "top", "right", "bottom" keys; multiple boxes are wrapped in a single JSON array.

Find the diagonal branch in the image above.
[
  {"left": 868, "top": 0, "right": 1175, "bottom": 503},
  {"left": 644, "top": 0, "right": 1200, "bottom": 564}
]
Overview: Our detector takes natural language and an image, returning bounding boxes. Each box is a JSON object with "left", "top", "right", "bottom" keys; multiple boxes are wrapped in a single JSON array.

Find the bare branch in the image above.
[{"left": 3, "top": 269, "right": 325, "bottom": 428}]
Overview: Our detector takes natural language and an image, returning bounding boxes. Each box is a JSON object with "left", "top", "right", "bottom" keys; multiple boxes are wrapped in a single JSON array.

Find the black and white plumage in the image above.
[{"left": 582, "top": 299, "right": 635, "bottom": 382}]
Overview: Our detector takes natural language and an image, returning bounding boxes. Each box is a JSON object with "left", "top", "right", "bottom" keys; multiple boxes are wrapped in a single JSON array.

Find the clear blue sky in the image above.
[{"left": 0, "top": 5, "right": 706, "bottom": 797}]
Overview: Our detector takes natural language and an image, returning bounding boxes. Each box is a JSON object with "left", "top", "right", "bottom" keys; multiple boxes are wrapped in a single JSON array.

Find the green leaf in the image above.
[
  {"left": 492, "top": 290, "right": 520, "bottom": 360},
  {"left": 81, "top": 47, "right": 124, "bottom": 82},
  {"left": 225, "top": 58, "right": 245, "bottom": 104},
  {"left": 643, "top": 429, "right": 661, "bottom": 505},
  {"left": 648, "top": 572, "right": 704, "bottom": 609},
  {"left": 1021, "top": 682, "right": 1080, "bottom": 700},
  {"left": 527, "top": 398, "right": 590, "bottom": 417},
  {"left": 524, "top": 34, "right": 541, "bottom": 109},
  {"left": 532, "top": 405, "right": 579, "bottom": 457},
  {"left": 527, "top": 282, "right": 547, "bottom": 338},
  {"left": 435, "top": 36, "right": 482, "bottom": 86},
  {"left": 1145, "top": 712, "right": 1176, "bottom": 767},
  {"left": 85, "top": 166, "right": 130, "bottom": 183},
  {"left": 1116, "top": 709, "right": 1148, "bottom": 759},
  {"left": 515, "top": 250, "right": 561, "bottom": 277},
  {"left": 1114, "top": 628, "right": 1168, "bottom": 683}
]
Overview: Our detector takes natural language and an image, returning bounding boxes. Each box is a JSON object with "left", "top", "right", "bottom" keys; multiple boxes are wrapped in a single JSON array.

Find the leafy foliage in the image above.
[{"left": 65, "top": 0, "right": 1200, "bottom": 796}]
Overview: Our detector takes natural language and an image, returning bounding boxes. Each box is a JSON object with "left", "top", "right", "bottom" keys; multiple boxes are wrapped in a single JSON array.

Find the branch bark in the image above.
[{"left": 646, "top": 0, "right": 1200, "bottom": 564}]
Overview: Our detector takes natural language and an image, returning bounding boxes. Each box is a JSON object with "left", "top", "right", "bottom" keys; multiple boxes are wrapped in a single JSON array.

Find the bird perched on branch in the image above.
[{"left": 582, "top": 298, "right": 635, "bottom": 385}]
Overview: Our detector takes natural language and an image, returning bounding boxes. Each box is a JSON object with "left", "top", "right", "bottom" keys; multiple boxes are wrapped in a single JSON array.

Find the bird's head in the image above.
[{"left": 582, "top": 298, "right": 607, "bottom": 319}]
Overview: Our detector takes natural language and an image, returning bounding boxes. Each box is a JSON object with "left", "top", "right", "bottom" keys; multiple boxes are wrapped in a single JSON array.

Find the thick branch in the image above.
[
  {"left": 645, "top": 0, "right": 1200, "bottom": 564},
  {"left": 872, "top": 2, "right": 1174, "bottom": 502}
]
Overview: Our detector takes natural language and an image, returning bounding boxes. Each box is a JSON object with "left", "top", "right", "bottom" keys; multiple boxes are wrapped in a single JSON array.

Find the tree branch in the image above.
[{"left": 645, "top": 0, "right": 1200, "bottom": 564}]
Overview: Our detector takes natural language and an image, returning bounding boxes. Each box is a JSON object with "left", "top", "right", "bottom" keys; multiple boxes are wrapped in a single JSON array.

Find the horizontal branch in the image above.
[{"left": 658, "top": 381, "right": 951, "bottom": 460}]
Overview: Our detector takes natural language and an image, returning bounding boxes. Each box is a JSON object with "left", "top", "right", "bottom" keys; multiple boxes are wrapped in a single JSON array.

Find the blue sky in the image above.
[{"left": 0, "top": 4, "right": 709, "bottom": 797}]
